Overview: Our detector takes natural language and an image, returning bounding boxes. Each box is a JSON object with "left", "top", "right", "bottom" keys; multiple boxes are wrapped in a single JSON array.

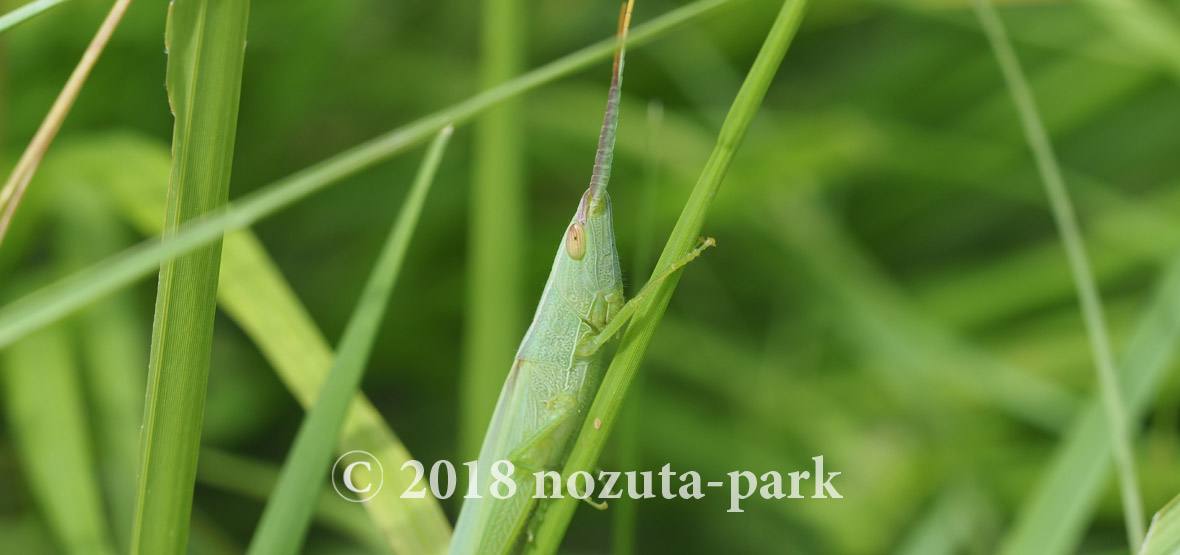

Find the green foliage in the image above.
[
  {"left": 246, "top": 128, "right": 451, "bottom": 555},
  {"left": 529, "top": 0, "right": 809, "bottom": 550},
  {"left": 1141, "top": 493, "right": 1180, "bottom": 555},
  {"left": 461, "top": 0, "right": 527, "bottom": 463},
  {"left": 2, "top": 325, "right": 115, "bottom": 555},
  {"left": 131, "top": 1, "right": 251, "bottom": 552},
  {"left": 0, "top": 0, "right": 74, "bottom": 37},
  {"left": 971, "top": 0, "right": 1144, "bottom": 548},
  {"left": 5, "top": 0, "right": 1180, "bottom": 553}
]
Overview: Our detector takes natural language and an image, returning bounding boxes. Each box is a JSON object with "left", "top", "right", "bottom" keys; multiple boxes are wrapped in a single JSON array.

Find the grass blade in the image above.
[
  {"left": 1080, "top": 0, "right": 1180, "bottom": 81},
  {"left": 1142, "top": 493, "right": 1180, "bottom": 555},
  {"left": 0, "top": 0, "right": 132, "bottom": 247},
  {"left": 53, "top": 131, "right": 454, "bottom": 553},
  {"left": 612, "top": 99, "right": 665, "bottom": 555},
  {"left": 970, "top": 0, "right": 1145, "bottom": 550},
  {"left": 219, "top": 233, "right": 453, "bottom": 553},
  {"left": 528, "top": 0, "right": 809, "bottom": 551},
  {"left": 130, "top": 0, "right": 250, "bottom": 552},
  {"left": 55, "top": 183, "right": 145, "bottom": 553},
  {"left": 245, "top": 127, "right": 452, "bottom": 555},
  {"left": 998, "top": 248, "right": 1180, "bottom": 554},
  {"left": 1, "top": 325, "right": 116, "bottom": 555},
  {"left": 0, "top": 0, "right": 75, "bottom": 34},
  {"left": 461, "top": 0, "right": 527, "bottom": 462},
  {"left": 0, "top": 0, "right": 743, "bottom": 353},
  {"left": 196, "top": 449, "right": 389, "bottom": 553}
]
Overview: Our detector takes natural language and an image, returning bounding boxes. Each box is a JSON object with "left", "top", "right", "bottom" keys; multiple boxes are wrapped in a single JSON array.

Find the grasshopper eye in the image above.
[{"left": 565, "top": 222, "right": 586, "bottom": 260}]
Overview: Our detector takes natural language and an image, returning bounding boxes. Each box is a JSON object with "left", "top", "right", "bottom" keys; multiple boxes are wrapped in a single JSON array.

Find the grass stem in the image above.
[
  {"left": 970, "top": 0, "right": 1146, "bottom": 550},
  {"left": 0, "top": 0, "right": 133, "bottom": 248}
]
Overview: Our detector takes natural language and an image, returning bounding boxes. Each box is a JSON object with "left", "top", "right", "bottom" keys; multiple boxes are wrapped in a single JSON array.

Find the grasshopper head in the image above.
[{"left": 559, "top": 188, "right": 624, "bottom": 328}]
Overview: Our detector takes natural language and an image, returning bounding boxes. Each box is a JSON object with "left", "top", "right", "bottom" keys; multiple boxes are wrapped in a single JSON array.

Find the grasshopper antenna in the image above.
[{"left": 588, "top": 0, "right": 635, "bottom": 199}]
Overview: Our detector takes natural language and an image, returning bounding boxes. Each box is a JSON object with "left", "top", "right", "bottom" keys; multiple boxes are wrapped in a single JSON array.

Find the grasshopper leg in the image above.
[
  {"left": 504, "top": 394, "right": 611, "bottom": 511},
  {"left": 505, "top": 394, "right": 579, "bottom": 471},
  {"left": 578, "top": 236, "right": 716, "bottom": 357}
]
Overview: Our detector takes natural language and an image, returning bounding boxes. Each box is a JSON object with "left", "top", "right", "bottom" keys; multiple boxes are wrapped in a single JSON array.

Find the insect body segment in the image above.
[
  {"left": 450, "top": 2, "right": 635, "bottom": 553},
  {"left": 451, "top": 191, "right": 624, "bottom": 554}
]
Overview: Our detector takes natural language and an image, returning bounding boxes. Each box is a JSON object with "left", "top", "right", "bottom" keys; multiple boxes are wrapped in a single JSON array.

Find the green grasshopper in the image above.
[{"left": 450, "top": 2, "right": 712, "bottom": 552}]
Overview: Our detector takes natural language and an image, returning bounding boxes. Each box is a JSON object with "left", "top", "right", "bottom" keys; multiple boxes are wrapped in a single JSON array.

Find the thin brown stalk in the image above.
[{"left": 0, "top": 0, "right": 134, "bottom": 248}]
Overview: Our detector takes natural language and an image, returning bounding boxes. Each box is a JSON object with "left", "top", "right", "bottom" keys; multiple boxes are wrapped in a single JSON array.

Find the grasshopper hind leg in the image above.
[{"left": 505, "top": 393, "right": 579, "bottom": 474}]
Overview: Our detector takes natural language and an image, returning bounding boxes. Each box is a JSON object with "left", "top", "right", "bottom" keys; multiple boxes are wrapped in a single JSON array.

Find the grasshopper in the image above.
[{"left": 450, "top": 2, "right": 712, "bottom": 552}]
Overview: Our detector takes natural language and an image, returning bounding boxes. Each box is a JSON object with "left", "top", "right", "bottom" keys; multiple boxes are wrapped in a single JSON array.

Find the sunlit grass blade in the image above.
[
  {"left": 1, "top": 324, "right": 116, "bottom": 555},
  {"left": 528, "top": 0, "right": 809, "bottom": 551},
  {"left": 219, "top": 232, "right": 453, "bottom": 553},
  {"left": 0, "top": 0, "right": 132, "bottom": 248},
  {"left": 461, "top": 0, "right": 527, "bottom": 462},
  {"left": 998, "top": 248, "right": 1180, "bottom": 554},
  {"left": 895, "top": 484, "right": 991, "bottom": 555},
  {"left": 0, "top": 0, "right": 743, "bottom": 353},
  {"left": 33, "top": 130, "right": 450, "bottom": 552},
  {"left": 246, "top": 127, "right": 452, "bottom": 555},
  {"left": 970, "top": 0, "right": 1145, "bottom": 550},
  {"left": 130, "top": 1, "right": 251, "bottom": 553},
  {"left": 196, "top": 448, "right": 390, "bottom": 553},
  {"left": 0, "top": 0, "right": 76, "bottom": 34},
  {"left": 1142, "top": 493, "right": 1180, "bottom": 555},
  {"left": 1080, "top": 0, "right": 1180, "bottom": 80},
  {"left": 57, "top": 131, "right": 453, "bottom": 553}
]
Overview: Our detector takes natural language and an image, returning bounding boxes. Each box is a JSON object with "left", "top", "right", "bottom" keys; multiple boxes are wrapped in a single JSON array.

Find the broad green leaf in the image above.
[
  {"left": 246, "top": 128, "right": 452, "bottom": 555},
  {"left": 2, "top": 323, "right": 115, "bottom": 555},
  {"left": 130, "top": 1, "right": 250, "bottom": 553},
  {"left": 52, "top": 182, "right": 145, "bottom": 553}
]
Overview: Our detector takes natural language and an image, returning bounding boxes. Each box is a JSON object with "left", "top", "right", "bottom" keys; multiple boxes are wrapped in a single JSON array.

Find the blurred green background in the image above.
[{"left": 3, "top": 0, "right": 1180, "bottom": 553}]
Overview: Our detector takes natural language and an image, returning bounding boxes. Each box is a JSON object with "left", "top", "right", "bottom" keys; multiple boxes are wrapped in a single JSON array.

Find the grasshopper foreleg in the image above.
[{"left": 578, "top": 236, "right": 716, "bottom": 357}]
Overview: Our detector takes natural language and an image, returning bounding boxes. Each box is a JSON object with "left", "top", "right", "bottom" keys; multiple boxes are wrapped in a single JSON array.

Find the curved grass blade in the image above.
[
  {"left": 55, "top": 183, "right": 145, "bottom": 553},
  {"left": 219, "top": 232, "right": 453, "bottom": 553},
  {"left": 0, "top": 0, "right": 133, "bottom": 248},
  {"left": 51, "top": 132, "right": 454, "bottom": 553},
  {"left": 1, "top": 324, "right": 116, "bottom": 555},
  {"left": 970, "top": 0, "right": 1145, "bottom": 550},
  {"left": 0, "top": 0, "right": 744, "bottom": 353},
  {"left": 245, "top": 127, "right": 452, "bottom": 555},
  {"left": 998, "top": 248, "right": 1180, "bottom": 555},
  {"left": 1142, "top": 493, "right": 1180, "bottom": 555},
  {"left": 130, "top": 0, "right": 251, "bottom": 552},
  {"left": 196, "top": 448, "right": 390, "bottom": 554},
  {"left": 527, "top": 0, "right": 809, "bottom": 551},
  {"left": 0, "top": 0, "right": 76, "bottom": 35}
]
